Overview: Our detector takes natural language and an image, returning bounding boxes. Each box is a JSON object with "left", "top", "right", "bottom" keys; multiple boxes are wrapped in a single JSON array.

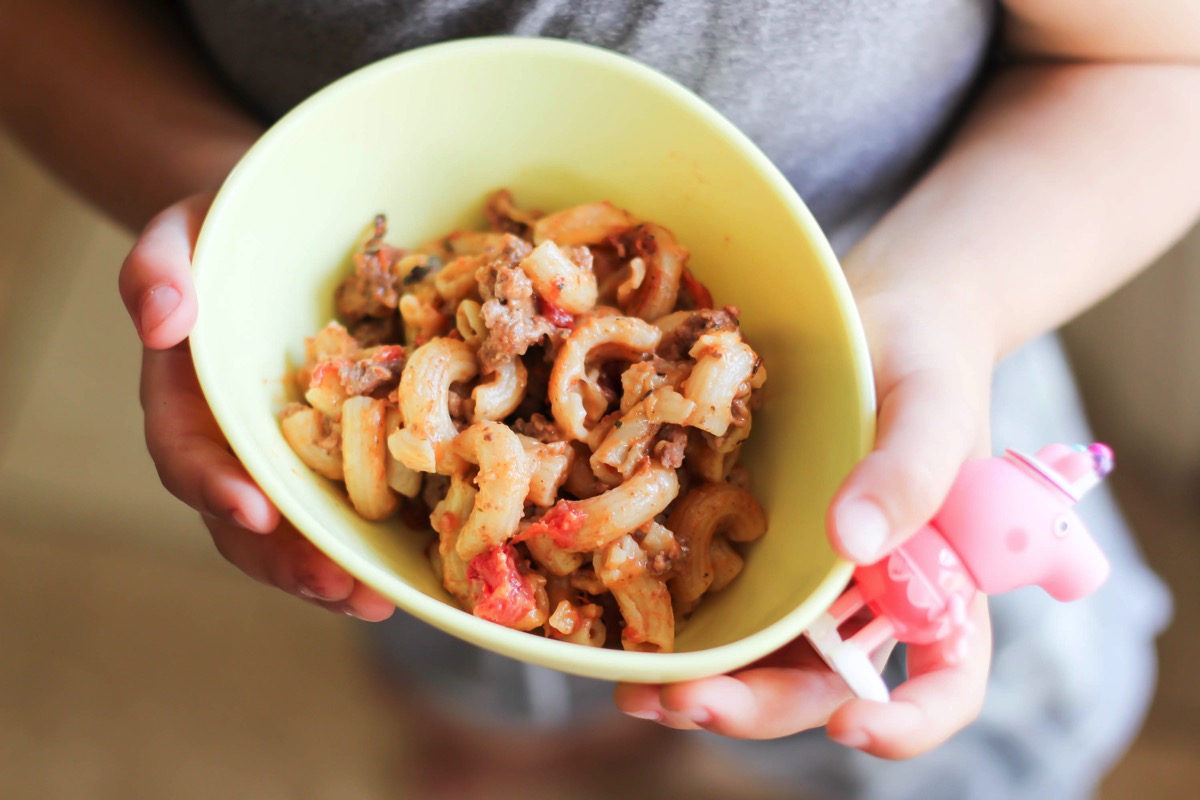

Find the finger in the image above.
[
  {"left": 291, "top": 575, "right": 396, "bottom": 618},
  {"left": 614, "top": 682, "right": 707, "bottom": 731},
  {"left": 207, "top": 516, "right": 396, "bottom": 620},
  {"left": 339, "top": 582, "right": 398, "bottom": 622},
  {"left": 207, "top": 515, "right": 353, "bottom": 598},
  {"left": 615, "top": 663, "right": 854, "bottom": 739},
  {"left": 830, "top": 365, "right": 987, "bottom": 564},
  {"left": 141, "top": 343, "right": 278, "bottom": 532},
  {"left": 827, "top": 595, "right": 992, "bottom": 759},
  {"left": 118, "top": 192, "right": 212, "bottom": 349},
  {"left": 613, "top": 682, "right": 666, "bottom": 722}
]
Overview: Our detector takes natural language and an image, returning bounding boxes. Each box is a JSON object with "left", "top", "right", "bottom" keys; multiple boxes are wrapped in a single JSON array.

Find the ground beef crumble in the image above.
[
  {"left": 334, "top": 216, "right": 408, "bottom": 323},
  {"left": 656, "top": 305, "right": 741, "bottom": 360},
  {"left": 653, "top": 424, "right": 688, "bottom": 469},
  {"left": 730, "top": 392, "right": 751, "bottom": 428},
  {"left": 347, "top": 314, "right": 401, "bottom": 347},
  {"left": 512, "top": 413, "right": 562, "bottom": 443},
  {"left": 338, "top": 347, "right": 406, "bottom": 396},
  {"left": 476, "top": 240, "right": 555, "bottom": 370},
  {"left": 447, "top": 389, "right": 471, "bottom": 421}
]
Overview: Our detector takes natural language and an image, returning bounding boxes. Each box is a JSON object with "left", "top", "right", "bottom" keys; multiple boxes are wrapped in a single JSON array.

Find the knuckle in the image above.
[
  {"left": 151, "top": 458, "right": 178, "bottom": 499},
  {"left": 144, "top": 430, "right": 208, "bottom": 513},
  {"left": 139, "top": 366, "right": 153, "bottom": 411},
  {"left": 207, "top": 518, "right": 291, "bottom": 591},
  {"left": 207, "top": 523, "right": 250, "bottom": 573},
  {"left": 197, "top": 469, "right": 231, "bottom": 519},
  {"left": 143, "top": 431, "right": 176, "bottom": 490},
  {"left": 143, "top": 421, "right": 178, "bottom": 492},
  {"left": 963, "top": 699, "right": 984, "bottom": 729},
  {"left": 266, "top": 548, "right": 300, "bottom": 594},
  {"left": 707, "top": 717, "right": 753, "bottom": 739},
  {"left": 119, "top": 239, "right": 154, "bottom": 296},
  {"left": 961, "top": 682, "right": 987, "bottom": 726},
  {"left": 886, "top": 456, "right": 947, "bottom": 530},
  {"left": 879, "top": 740, "right": 928, "bottom": 761},
  {"left": 209, "top": 528, "right": 240, "bottom": 567}
]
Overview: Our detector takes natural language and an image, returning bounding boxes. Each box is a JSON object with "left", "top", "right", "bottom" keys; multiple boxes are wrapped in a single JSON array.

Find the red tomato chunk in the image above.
[{"left": 467, "top": 544, "right": 538, "bottom": 628}]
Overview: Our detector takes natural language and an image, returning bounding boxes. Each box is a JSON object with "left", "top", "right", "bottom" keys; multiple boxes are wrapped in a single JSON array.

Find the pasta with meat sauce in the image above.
[{"left": 281, "top": 189, "right": 768, "bottom": 652}]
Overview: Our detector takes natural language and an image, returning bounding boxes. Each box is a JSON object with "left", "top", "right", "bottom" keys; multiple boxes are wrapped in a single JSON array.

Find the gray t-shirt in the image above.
[
  {"left": 180, "top": 0, "right": 994, "bottom": 251},
  {"left": 174, "top": 4, "right": 1171, "bottom": 797}
]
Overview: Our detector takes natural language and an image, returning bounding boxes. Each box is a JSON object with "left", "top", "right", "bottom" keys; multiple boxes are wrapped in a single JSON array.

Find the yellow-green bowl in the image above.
[{"left": 191, "top": 36, "right": 874, "bottom": 683}]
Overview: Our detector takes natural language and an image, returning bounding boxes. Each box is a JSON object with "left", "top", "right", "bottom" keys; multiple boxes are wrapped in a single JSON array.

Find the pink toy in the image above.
[{"left": 805, "top": 443, "right": 1114, "bottom": 701}]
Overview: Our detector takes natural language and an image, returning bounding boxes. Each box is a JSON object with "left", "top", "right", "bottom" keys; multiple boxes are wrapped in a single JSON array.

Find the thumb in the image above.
[
  {"left": 829, "top": 364, "right": 989, "bottom": 564},
  {"left": 118, "top": 192, "right": 213, "bottom": 350}
]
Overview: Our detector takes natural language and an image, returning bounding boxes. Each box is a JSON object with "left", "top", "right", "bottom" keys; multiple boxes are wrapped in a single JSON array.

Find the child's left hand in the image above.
[
  {"left": 615, "top": 277, "right": 997, "bottom": 759},
  {"left": 613, "top": 598, "right": 990, "bottom": 759}
]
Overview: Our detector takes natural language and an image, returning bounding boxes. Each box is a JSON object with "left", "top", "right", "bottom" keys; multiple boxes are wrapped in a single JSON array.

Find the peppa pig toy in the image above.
[{"left": 804, "top": 443, "right": 1115, "bottom": 702}]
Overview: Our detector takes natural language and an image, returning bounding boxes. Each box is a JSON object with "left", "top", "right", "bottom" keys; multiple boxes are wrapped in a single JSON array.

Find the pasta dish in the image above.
[{"left": 281, "top": 190, "right": 767, "bottom": 652}]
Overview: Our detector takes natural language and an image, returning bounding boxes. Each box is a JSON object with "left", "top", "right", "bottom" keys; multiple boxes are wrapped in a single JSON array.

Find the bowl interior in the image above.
[{"left": 192, "top": 37, "right": 873, "bottom": 682}]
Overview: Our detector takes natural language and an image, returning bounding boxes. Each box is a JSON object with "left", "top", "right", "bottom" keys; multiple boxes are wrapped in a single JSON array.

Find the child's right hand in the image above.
[
  {"left": 614, "top": 277, "right": 997, "bottom": 758},
  {"left": 118, "top": 193, "right": 395, "bottom": 621}
]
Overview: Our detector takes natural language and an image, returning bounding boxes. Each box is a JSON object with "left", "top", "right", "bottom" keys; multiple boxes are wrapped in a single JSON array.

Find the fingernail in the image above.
[
  {"left": 685, "top": 707, "right": 712, "bottom": 726},
  {"left": 625, "top": 709, "right": 663, "bottom": 722},
  {"left": 298, "top": 583, "right": 336, "bottom": 602},
  {"left": 836, "top": 499, "right": 889, "bottom": 563},
  {"left": 139, "top": 284, "right": 182, "bottom": 335},
  {"left": 343, "top": 608, "right": 363, "bottom": 620},
  {"left": 829, "top": 728, "right": 871, "bottom": 749},
  {"left": 231, "top": 509, "right": 255, "bottom": 530}
]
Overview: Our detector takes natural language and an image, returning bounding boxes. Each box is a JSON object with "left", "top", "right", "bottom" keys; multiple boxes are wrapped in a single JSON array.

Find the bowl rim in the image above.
[{"left": 191, "top": 35, "right": 876, "bottom": 682}]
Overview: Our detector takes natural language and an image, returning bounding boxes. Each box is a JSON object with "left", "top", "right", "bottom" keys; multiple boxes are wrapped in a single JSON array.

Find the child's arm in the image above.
[
  {"left": 0, "top": 0, "right": 260, "bottom": 228},
  {"left": 0, "top": 0, "right": 396, "bottom": 620},
  {"left": 617, "top": 0, "right": 1200, "bottom": 757}
]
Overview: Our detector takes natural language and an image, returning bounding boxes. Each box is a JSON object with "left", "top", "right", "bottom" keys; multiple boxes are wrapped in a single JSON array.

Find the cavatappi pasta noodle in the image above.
[{"left": 281, "top": 190, "right": 767, "bottom": 652}]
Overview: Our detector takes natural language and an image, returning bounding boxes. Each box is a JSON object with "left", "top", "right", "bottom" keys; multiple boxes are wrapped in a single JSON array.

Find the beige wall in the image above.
[
  {"left": 3, "top": 131, "right": 1199, "bottom": 798},
  {"left": 1065, "top": 223, "right": 1200, "bottom": 496}
]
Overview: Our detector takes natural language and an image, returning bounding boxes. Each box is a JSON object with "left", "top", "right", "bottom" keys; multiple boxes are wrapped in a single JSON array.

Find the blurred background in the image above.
[{"left": 1, "top": 128, "right": 1197, "bottom": 798}]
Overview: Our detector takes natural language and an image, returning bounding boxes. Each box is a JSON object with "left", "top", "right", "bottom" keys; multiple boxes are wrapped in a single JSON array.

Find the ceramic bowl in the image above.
[{"left": 191, "top": 36, "right": 874, "bottom": 683}]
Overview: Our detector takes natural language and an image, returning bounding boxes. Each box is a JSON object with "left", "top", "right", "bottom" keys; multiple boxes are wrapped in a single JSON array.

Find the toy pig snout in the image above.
[{"left": 1042, "top": 520, "right": 1111, "bottom": 602}]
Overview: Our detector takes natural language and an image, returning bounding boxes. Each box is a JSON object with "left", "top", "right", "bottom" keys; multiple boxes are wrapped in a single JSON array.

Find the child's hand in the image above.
[
  {"left": 616, "top": 282, "right": 997, "bottom": 759},
  {"left": 118, "top": 193, "right": 395, "bottom": 620}
]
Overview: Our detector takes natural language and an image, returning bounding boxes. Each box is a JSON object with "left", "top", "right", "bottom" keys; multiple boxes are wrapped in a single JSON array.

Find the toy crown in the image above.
[{"left": 1006, "top": 442, "right": 1114, "bottom": 502}]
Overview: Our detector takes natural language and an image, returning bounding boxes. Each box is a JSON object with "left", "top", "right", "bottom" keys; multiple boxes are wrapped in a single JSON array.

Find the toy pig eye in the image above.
[{"left": 1053, "top": 515, "right": 1071, "bottom": 538}]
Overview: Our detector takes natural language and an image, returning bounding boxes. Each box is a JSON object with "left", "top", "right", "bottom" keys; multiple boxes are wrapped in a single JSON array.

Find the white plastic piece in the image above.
[
  {"left": 806, "top": 614, "right": 892, "bottom": 702},
  {"left": 803, "top": 613, "right": 844, "bottom": 674},
  {"left": 829, "top": 643, "right": 890, "bottom": 703}
]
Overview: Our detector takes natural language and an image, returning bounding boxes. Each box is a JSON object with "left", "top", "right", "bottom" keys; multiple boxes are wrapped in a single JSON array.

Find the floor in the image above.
[{"left": 1, "top": 131, "right": 1198, "bottom": 799}]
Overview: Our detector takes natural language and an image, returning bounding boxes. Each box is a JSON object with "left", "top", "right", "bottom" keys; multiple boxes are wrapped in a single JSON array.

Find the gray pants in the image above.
[{"left": 371, "top": 335, "right": 1170, "bottom": 800}]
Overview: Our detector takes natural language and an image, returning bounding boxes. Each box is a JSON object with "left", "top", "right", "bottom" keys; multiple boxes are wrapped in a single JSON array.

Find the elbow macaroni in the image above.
[
  {"left": 548, "top": 315, "right": 662, "bottom": 441},
  {"left": 341, "top": 396, "right": 398, "bottom": 521},
  {"left": 595, "top": 534, "right": 674, "bottom": 653},
  {"left": 388, "top": 337, "right": 478, "bottom": 473},
  {"left": 280, "top": 405, "right": 344, "bottom": 480},
  {"left": 682, "top": 331, "right": 759, "bottom": 437},
  {"left": 280, "top": 190, "right": 769, "bottom": 652},
  {"left": 519, "top": 240, "right": 599, "bottom": 314},
  {"left": 448, "top": 421, "right": 534, "bottom": 561},
  {"left": 667, "top": 482, "right": 768, "bottom": 616},
  {"left": 471, "top": 357, "right": 528, "bottom": 422}
]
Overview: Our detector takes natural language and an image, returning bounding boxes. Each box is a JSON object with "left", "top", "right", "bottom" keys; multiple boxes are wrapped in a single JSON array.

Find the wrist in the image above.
[
  {"left": 843, "top": 252, "right": 1001, "bottom": 373},
  {"left": 123, "top": 127, "right": 260, "bottom": 231}
]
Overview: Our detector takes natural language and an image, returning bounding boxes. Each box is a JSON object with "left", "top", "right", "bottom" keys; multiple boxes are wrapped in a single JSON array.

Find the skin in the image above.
[{"left": 3, "top": 0, "right": 1199, "bottom": 760}]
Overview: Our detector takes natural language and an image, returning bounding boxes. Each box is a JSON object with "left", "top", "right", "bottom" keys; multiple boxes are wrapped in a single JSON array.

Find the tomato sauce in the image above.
[
  {"left": 467, "top": 544, "right": 538, "bottom": 628},
  {"left": 537, "top": 296, "right": 576, "bottom": 329},
  {"left": 680, "top": 267, "right": 714, "bottom": 310},
  {"left": 513, "top": 500, "right": 586, "bottom": 549}
]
